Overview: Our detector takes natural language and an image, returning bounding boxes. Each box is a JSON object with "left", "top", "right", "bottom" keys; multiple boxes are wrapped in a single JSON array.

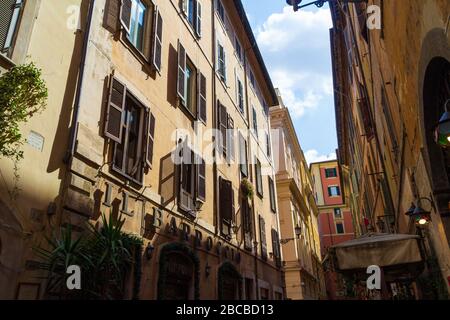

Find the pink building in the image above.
[{"left": 310, "top": 160, "right": 355, "bottom": 255}]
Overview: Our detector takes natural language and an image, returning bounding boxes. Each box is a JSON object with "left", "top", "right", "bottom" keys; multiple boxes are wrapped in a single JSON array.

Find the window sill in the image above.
[
  {"left": 0, "top": 53, "right": 15, "bottom": 70},
  {"left": 118, "top": 31, "right": 154, "bottom": 74},
  {"left": 111, "top": 164, "right": 143, "bottom": 188}
]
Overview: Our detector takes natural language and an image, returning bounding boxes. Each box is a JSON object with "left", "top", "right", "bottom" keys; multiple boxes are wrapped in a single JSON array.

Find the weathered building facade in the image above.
[
  {"left": 0, "top": 0, "right": 285, "bottom": 300},
  {"left": 270, "top": 91, "right": 324, "bottom": 300},
  {"left": 310, "top": 159, "right": 354, "bottom": 299},
  {"left": 330, "top": 0, "right": 450, "bottom": 298}
]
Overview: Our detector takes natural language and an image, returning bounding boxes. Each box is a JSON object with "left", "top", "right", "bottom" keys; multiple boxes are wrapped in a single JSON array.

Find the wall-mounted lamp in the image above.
[
  {"left": 280, "top": 225, "right": 302, "bottom": 244},
  {"left": 145, "top": 244, "right": 155, "bottom": 260},
  {"left": 286, "top": 0, "right": 366, "bottom": 12},
  {"left": 434, "top": 100, "right": 450, "bottom": 147},
  {"left": 404, "top": 197, "right": 434, "bottom": 226},
  {"left": 205, "top": 262, "right": 211, "bottom": 278}
]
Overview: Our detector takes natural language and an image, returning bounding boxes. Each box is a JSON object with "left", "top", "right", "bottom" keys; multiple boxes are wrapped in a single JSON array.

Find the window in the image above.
[
  {"left": 1, "top": 0, "right": 23, "bottom": 56},
  {"left": 217, "top": 42, "right": 227, "bottom": 83},
  {"left": 177, "top": 41, "right": 207, "bottom": 123},
  {"left": 266, "top": 132, "right": 271, "bottom": 158},
  {"left": 237, "top": 77, "right": 244, "bottom": 114},
  {"left": 328, "top": 186, "right": 340, "bottom": 197},
  {"left": 227, "top": 116, "right": 235, "bottom": 161},
  {"left": 249, "top": 69, "right": 256, "bottom": 90},
  {"left": 117, "top": 0, "right": 163, "bottom": 71},
  {"left": 219, "top": 177, "right": 234, "bottom": 237},
  {"left": 260, "top": 288, "right": 269, "bottom": 300},
  {"left": 242, "top": 196, "right": 252, "bottom": 250},
  {"left": 182, "top": 0, "right": 202, "bottom": 37},
  {"left": 218, "top": 101, "right": 228, "bottom": 157},
  {"left": 271, "top": 229, "right": 281, "bottom": 267},
  {"left": 185, "top": 60, "right": 197, "bottom": 115},
  {"left": 245, "top": 278, "right": 253, "bottom": 300},
  {"left": 336, "top": 222, "right": 344, "bottom": 234},
  {"left": 255, "top": 158, "right": 263, "bottom": 197},
  {"left": 252, "top": 107, "right": 258, "bottom": 137},
  {"left": 269, "top": 177, "right": 276, "bottom": 213},
  {"left": 259, "top": 215, "right": 267, "bottom": 260},
  {"left": 104, "top": 77, "right": 156, "bottom": 185},
  {"left": 239, "top": 132, "right": 248, "bottom": 177},
  {"left": 235, "top": 36, "right": 243, "bottom": 63},
  {"left": 325, "top": 168, "right": 337, "bottom": 178},
  {"left": 178, "top": 144, "right": 206, "bottom": 216},
  {"left": 334, "top": 208, "right": 342, "bottom": 219},
  {"left": 124, "top": 0, "right": 147, "bottom": 52},
  {"left": 217, "top": 0, "right": 225, "bottom": 23}
]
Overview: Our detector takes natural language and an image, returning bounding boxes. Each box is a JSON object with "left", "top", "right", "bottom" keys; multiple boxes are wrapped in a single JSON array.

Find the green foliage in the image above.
[
  {"left": 34, "top": 214, "right": 143, "bottom": 300},
  {"left": 240, "top": 178, "right": 254, "bottom": 200},
  {"left": 0, "top": 62, "right": 47, "bottom": 160}
]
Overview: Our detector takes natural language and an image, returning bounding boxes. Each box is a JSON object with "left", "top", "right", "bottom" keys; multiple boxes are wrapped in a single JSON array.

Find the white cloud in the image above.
[
  {"left": 272, "top": 69, "right": 333, "bottom": 117},
  {"left": 304, "top": 149, "right": 336, "bottom": 165},
  {"left": 256, "top": 6, "right": 332, "bottom": 52}
]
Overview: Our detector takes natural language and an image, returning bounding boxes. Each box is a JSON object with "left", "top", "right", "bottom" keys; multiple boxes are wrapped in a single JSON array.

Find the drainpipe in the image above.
[{"left": 64, "top": 0, "right": 96, "bottom": 164}]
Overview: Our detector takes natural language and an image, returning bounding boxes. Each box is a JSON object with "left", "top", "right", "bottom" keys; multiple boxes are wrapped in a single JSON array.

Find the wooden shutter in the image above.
[
  {"left": 181, "top": 0, "right": 187, "bottom": 15},
  {"left": 105, "top": 77, "right": 126, "bottom": 143},
  {"left": 197, "top": 72, "right": 207, "bottom": 123},
  {"left": 252, "top": 107, "right": 257, "bottom": 135},
  {"left": 196, "top": 0, "right": 202, "bottom": 37},
  {"left": 259, "top": 216, "right": 267, "bottom": 260},
  {"left": 103, "top": 0, "right": 120, "bottom": 33},
  {"left": 120, "top": 0, "right": 132, "bottom": 33},
  {"left": 197, "top": 156, "right": 206, "bottom": 202},
  {"left": 266, "top": 132, "right": 271, "bottom": 157},
  {"left": 145, "top": 111, "right": 155, "bottom": 167},
  {"left": 239, "top": 132, "right": 248, "bottom": 177},
  {"left": 219, "top": 103, "right": 227, "bottom": 157},
  {"left": 221, "top": 178, "right": 233, "bottom": 222},
  {"left": 271, "top": 229, "right": 281, "bottom": 267},
  {"left": 152, "top": 6, "right": 163, "bottom": 72},
  {"left": 269, "top": 177, "right": 276, "bottom": 213},
  {"left": 177, "top": 40, "right": 186, "bottom": 103},
  {"left": 227, "top": 116, "right": 234, "bottom": 160},
  {"left": 255, "top": 158, "right": 262, "bottom": 196}
]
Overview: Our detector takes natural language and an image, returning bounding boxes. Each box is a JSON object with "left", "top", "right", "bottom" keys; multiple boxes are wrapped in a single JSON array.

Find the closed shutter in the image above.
[
  {"left": 252, "top": 107, "right": 257, "bottom": 135},
  {"left": 197, "top": 157, "right": 206, "bottom": 202},
  {"left": 198, "top": 72, "right": 207, "bottom": 123},
  {"left": 103, "top": 0, "right": 120, "bottom": 33},
  {"left": 269, "top": 177, "right": 276, "bottom": 213},
  {"left": 255, "top": 159, "right": 262, "bottom": 196},
  {"left": 259, "top": 216, "right": 267, "bottom": 260},
  {"left": 120, "top": 0, "right": 132, "bottom": 33},
  {"left": 227, "top": 116, "right": 234, "bottom": 161},
  {"left": 177, "top": 40, "right": 186, "bottom": 103},
  {"left": 271, "top": 229, "right": 281, "bottom": 267},
  {"left": 219, "top": 102, "right": 227, "bottom": 157},
  {"left": 196, "top": 1, "right": 202, "bottom": 37},
  {"left": 152, "top": 7, "right": 163, "bottom": 72},
  {"left": 221, "top": 179, "right": 233, "bottom": 222},
  {"left": 266, "top": 132, "right": 271, "bottom": 157},
  {"left": 105, "top": 77, "right": 126, "bottom": 143},
  {"left": 239, "top": 133, "right": 248, "bottom": 177},
  {"left": 145, "top": 111, "right": 155, "bottom": 167}
]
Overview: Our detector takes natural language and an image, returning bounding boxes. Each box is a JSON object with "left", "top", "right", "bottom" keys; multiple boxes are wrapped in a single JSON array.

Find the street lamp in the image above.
[
  {"left": 434, "top": 100, "right": 450, "bottom": 147},
  {"left": 286, "top": 0, "right": 367, "bottom": 12},
  {"left": 280, "top": 225, "right": 302, "bottom": 244}
]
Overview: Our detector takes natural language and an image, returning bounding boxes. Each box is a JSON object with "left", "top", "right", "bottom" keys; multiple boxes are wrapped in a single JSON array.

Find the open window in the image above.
[
  {"left": 104, "top": 76, "right": 156, "bottom": 185},
  {"left": 104, "top": 0, "right": 163, "bottom": 71},
  {"left": 0, "top": 0, "right": 24, "bottom": 57},
  {"left": 219, "top": 177, "right": 234, "bottom": 237},
  {"left": 177, "top": 40, "right": 207, "bottom": 122}
]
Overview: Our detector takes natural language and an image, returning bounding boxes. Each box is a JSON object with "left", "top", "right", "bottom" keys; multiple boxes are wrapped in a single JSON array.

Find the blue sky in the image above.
[{"left": 241, "top": 0, "right": 337, "bottom": 163}]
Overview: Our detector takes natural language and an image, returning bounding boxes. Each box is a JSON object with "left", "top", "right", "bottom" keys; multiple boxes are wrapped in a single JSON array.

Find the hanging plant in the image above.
[{"left": 240, "top": 178, "right": 254, "bottom": 200}]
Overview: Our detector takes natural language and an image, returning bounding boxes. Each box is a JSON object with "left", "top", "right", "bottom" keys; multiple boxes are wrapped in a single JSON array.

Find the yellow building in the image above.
[
  {"left": 330, "top": 0, "right": 450, "bottom": 299},
  {"left": 0, "top": 0, "right": 86, "bottom": 299},
  {"left": 0, "top": 0, "right": 284, "bottom": 299},
  {"left": 270, "top": 91, "right": 324, "bottom": 300}
]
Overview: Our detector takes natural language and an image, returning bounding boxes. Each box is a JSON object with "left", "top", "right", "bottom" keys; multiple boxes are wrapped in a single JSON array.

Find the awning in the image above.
[{"left": 331, "top": 233, "right": 423, "bottom": 271}]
